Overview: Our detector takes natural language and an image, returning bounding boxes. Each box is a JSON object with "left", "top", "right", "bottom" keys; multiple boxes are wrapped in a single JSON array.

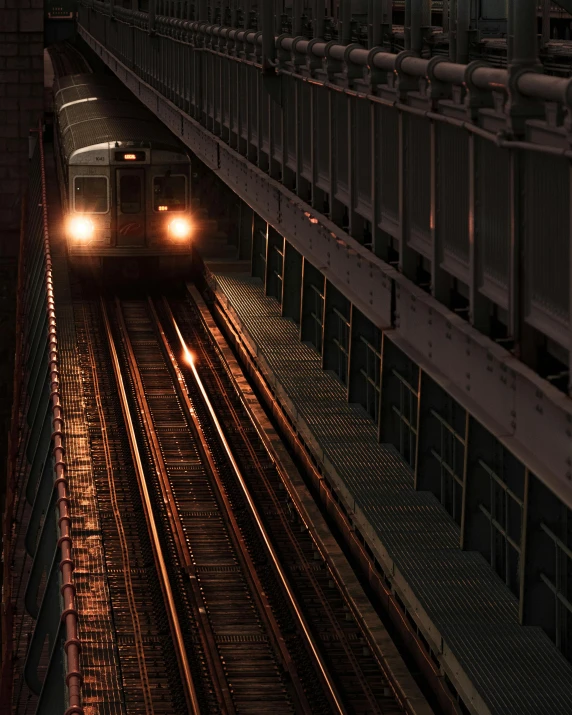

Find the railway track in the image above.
[{"left": 75, "top": 291, "right": 410, "bottom": 715}]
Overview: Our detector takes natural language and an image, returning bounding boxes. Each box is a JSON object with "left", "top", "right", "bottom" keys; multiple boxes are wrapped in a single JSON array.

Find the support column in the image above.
[
  {"left": 198, "top": 0, "right": 208, "bottom": 23},
  {"left": 262, "top": 0, "right": 276, "bottom": 71},
  {"left": 314, "top": 0, "right": 325, "bottom": 38},
  {"left": 449, "top": 0, "right": 457, "bottom": 61},
  {"left": 367, "top": 0, "right": 389, "bottom": 47},
  {"left": 511, "top": 0, "right": 539, "bottom": 68},
  {"left": 456, "top": 0, "right": 470, "bottom": 64},
  {"left": 340, "top": 0, "right": 352, "bottom": 44},
  {"left": 292, "top": 0, "right": 303, "bottom": 36},
  {"left": 541, "top": 0, "right": 551, "bottom": 47}
]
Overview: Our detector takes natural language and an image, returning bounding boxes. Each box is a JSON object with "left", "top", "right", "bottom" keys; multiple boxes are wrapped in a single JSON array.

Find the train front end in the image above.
[{"left": 66, "top": 142, "right": 193, "bottom": 271}]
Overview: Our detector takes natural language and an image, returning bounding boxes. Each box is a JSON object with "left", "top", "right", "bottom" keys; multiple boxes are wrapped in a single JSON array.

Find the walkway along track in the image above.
[{"left": 77, "top": 291, "right": 414, "bottom": 714}]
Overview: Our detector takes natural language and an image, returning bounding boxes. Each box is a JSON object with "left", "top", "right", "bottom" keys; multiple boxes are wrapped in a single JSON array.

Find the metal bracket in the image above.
[
  {"left": 394, "top": 50, "right": 420, "bottom": 100},
  {"left": 464, "top": 60, "right": 496, "bottom": 120},
  {"left": 291, "top": 36, "right": 309, "bottom": 70},
  {"left": 306, "top": 38, "right": 325, "bottom": 74},
  {"left": 343, "top": 43, "right": 366, "bottom": 85},
  {"left": 366, "top": 47, "right": 388, "bottom": 92},
  {"left": 426, "top": 56, "right": 453, "bottom": 107},
  {"left": 324, "top": 39, "right": 343, "bottom": 82},
  {"left": 252, "top": 30, "right": 263, "bottom": 65},
  {"left": 562, "top": 78, "right": 572, "bottom": 147},
  {"left": 506, "top": 66, "right": 546, "bottom": 136},
  {"left": 276, "top": 32, "right": 293, "bottom": 68}
]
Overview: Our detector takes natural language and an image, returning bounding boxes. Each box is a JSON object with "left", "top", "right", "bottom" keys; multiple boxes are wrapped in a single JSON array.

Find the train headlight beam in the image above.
[{"left": 68, "top": 216, "right": 94, "bottom": 240}]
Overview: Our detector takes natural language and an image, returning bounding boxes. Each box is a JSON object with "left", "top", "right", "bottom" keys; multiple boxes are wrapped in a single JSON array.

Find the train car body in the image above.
[{"left": 53, "top": 71, "right": 193, "bottom": 272}]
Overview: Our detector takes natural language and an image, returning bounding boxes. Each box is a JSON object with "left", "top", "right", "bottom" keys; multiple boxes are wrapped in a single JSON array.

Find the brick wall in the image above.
[
  {"left": 0, "top": 3, "right": 44, "bottom": 233},
  {"left": 0, "top": 2, "right": 44, "bottom": 519}
]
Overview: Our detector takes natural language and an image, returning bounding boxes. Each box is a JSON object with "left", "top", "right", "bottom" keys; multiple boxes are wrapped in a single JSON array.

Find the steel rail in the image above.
[
  {"left": 113, "top": 298, "right": 236, "bottom": 715},
  {"left": 100, "top": 297, "right": 201, "bottom": 715},
  {"left": 83, "top": 304, "right": 154, "bottom": 715},
  {"left": 174, "top": 300, "right": 388, "bottom": 713},
  {"left": 147, "top": 297, "right": 315, "bottom": 715},
  {"left": 162, "top": 298, "right": 349, "bottom": 715}
]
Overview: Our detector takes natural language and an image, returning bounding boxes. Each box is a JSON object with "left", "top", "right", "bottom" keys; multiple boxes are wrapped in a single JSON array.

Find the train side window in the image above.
[
  {"left": 74, "top": 176, "right": 108, "bottom": 213},
  {"left": 153, "top": 175, "right": 186, "bottom": 211},
  {"left": 120, "top": 174, "right": 142, "bottom": 214}
]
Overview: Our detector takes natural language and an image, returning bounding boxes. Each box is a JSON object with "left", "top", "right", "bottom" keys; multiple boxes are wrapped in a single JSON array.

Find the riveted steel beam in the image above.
[{"left": 77, "top": 12, "right": 572, "bottom": 516}]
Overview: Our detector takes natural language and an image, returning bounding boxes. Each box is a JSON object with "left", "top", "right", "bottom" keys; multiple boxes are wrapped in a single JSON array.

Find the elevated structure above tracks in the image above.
[
  {"left": 4, "top": 2, "right": 572, "bottom": 714},
  {"left": 74, "top": 0, "right": 572, "bottom": 708}
]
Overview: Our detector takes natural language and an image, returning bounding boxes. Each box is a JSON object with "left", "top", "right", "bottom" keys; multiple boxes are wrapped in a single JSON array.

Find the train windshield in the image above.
[
  {"left": 153, "top": 175, "right": 186, "bottom": 211},
  {"left": 74, "top": 176, "right": 108, "bottom": 213}
]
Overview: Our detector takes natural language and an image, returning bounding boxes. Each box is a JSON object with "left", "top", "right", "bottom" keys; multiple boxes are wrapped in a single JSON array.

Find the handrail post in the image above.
[
  {"left": 262, "top": 0, "right": 276, "bottom": 71},
  {"left": 293, "top": 0, "right": 303, "bottom": 36},
  {"left": 381, "top": 0, "right": 392, "bottom": 45},
  {"left": 449, "top": 0, "right": 457, "bottom": 61},
  {"left": 541, "top": 0, "right": 551, "bottom": 47},
  {"left": 314, "top": 0, "right": 325, "bottom": 39},
  {"left": 511, "top": 0, "right": 539, "bottom": 68},
  {"left": 409, "top": 0, "right": 429, "bottom": 55},
  {"left": 340, "top": 0, "right": 352, "bottom": 44},
  {"left": 367, "top": 0, "right": 386, "bottom": 47},
  {"left": 242, "top": 0, "right": 251, "bottom": 29},
  {"left": 456, "top": 0, "right": 470, "bottom": 64},
  {"left": 198, "top": 0, "right": 208, "bottom": 23}
]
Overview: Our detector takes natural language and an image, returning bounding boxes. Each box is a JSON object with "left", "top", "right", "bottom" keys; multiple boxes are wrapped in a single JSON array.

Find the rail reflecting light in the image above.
[
  {"left": 68, "top": 216, "right": 94, "bottom": 240},
  {"left": 169, "top": 312, "right": 194, "bottom": 366},
  {"left": 168, "top": 217, "right": 192, "bottom": 239}
]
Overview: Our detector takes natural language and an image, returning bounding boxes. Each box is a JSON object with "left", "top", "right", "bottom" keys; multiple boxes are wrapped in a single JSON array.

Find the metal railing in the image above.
[
  {"left": 0, "top": 125, "right": 83, "bottom": 714},
  {"left": 79, "top": 1, "right": 572, "bottom": 397}
]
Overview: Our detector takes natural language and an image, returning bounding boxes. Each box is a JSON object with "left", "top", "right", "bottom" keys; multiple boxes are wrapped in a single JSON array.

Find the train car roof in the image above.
[
  {"left": 55, "top": 73, "right": 186, "bottom": 161},
  {"left": 55, "top": 78, "right": 129, "bottom": 112},
  {"left": 54, "top": 72, "right": 125, "bottom": 95}
]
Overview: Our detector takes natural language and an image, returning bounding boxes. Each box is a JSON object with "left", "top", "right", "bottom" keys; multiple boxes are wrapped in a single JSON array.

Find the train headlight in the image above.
[
  {"left": 68, "top": 216, "right": 94, "bottom": 241},
  {"left": 168, "top": 217, "right": 192, "bottom": 240}
]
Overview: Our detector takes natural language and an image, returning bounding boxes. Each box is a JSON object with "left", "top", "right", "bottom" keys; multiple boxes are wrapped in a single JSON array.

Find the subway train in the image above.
[{"left": 48, "top": 44, "right": 193, "bottom": 276}]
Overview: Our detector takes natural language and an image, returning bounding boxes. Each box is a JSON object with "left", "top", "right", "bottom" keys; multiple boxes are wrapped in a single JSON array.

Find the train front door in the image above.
[{"left": 116, "top": 169, "right": 146, "bottom": 247}]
